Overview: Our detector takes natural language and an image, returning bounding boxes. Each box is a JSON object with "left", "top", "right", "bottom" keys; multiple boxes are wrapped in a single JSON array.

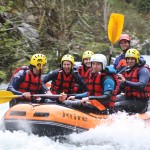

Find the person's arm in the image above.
[
  {"left": 41, "top": 69, "right": 59, "bottom": 92},
  {"left": 42, "top": 69, "right": 58, "bottom": 83},
  {"left": 39, "top": 82, "right": 50, "bottom": 94},
  {"left": 113, "top": 56, "right": 120, "bottom": 69},
  {"left": 73, "top": 71, "right": 87, "bottom": 91},
  {"left": 75, "top": 92, "right": 88, "bottom": 99},
  {"left": 89, "top": 76, "right": 115, "bottom": 104},
  {"left": 7, "top": 70, "right": 25, "bottom": 95},
  {"left": 124, "top": 67, "right": 149, "bottom": 90}
]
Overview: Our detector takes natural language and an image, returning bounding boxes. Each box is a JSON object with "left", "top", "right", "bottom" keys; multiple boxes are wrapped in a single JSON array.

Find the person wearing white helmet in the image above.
[
  {"left": 67, "top": 54, "right": 119, "bottom": 113},
  {"left": 113, "top": 34, "right": 145, "bottom": 73}
]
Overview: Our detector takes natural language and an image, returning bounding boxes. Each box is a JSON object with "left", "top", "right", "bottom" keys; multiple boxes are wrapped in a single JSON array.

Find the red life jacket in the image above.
[
  {"left": 18, "top": 70, "right": 42, "bottom": 94},
  {"left": 51, "top": 70, "right": 79, "bottom": 94},
  {"left": 117, "top": 59, "right": 127, "bottom": 70},
  {"left": 10, "top": 66, "right": 29, "bottom": 81},
  {"left": 85, "top": 69, "right": 119, "bottom": 107},
  {"left": 122, "top": 66, "right": 150, "bottom": 98},
  {"left": 77, "top": 65, "right": 89, "bottom": 81}
]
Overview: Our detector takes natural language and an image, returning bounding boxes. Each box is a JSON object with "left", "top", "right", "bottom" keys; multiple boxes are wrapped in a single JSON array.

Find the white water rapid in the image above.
[{"left": 0, "top": 55, "right": 150, "bottom": 150}]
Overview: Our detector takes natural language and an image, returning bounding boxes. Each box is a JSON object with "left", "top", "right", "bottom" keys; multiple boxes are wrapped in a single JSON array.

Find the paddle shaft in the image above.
[
  {"left": 108, "top": 45, "right": 113, "bottom": 65},
  {"left": 0, "top": 90, "right": 77, "bottom": 104},
  {"left": 0, "top": 90, "right": 64, "bottom": 104},
  {"left": 32, "top": 94, "right": 61, "bottom": 97},
  {"left": 0, "top": 94, "right": 62, "bottom": 99}
]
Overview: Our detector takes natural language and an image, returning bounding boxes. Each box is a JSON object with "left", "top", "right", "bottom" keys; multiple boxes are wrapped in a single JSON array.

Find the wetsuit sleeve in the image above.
[
  {"left": 39, "top": 82, "right": 49, "bottom": 94},
  {"left": 75, "top": 92, "right": 88, "bottom": 99},
  {"left": 89, "top": 76, "right": 115, "bottom": 104},
  {"left": 7, "top": 70, "right": 26, "bottom": 95},
  {"left": 42, "top": 69, "right": 58, "bottom": 83},
  {"left": 113, "top": 56, "right": 120, "bottom": 69},
  {"left": 124, "top": 67, "right": 149, "bottom": 90},
  {"left": 77, "top": 74, "right": 87, "bottom": 91}
]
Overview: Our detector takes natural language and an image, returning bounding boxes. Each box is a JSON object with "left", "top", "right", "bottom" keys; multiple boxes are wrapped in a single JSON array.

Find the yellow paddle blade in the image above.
[
  {"left": 108, "top": 13, "right": 124, "bottom": 45},
  {"left": 0, "top": 90, "right": 19, "bottom": 104}
]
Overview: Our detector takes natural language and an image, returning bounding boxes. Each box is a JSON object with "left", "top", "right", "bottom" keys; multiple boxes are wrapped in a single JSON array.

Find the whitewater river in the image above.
[
  {"left": 1, "top": 85, "right": 150, "bottom": 150},
  {"left": 0, "top": 55, "right": 150, "bottom": 150}
]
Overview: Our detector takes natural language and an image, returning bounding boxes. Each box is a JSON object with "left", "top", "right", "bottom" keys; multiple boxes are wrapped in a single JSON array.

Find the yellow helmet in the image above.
[
  {"left": 82, "top": 51, "right": 94, "bottom": 61},
  {"left": 61, "top": 54, "right": 74, "bottom": 65},
  {"left": 30, "top": 54, "right": 47, "bottom": 70},
  {"left": 125, "top": 49, "right": 140, "bottom": 63}
]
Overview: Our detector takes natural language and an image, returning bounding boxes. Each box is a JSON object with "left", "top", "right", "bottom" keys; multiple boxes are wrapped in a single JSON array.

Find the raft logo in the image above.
[{"left": 62, "top": 111, "right": 87, "bottom": 122}]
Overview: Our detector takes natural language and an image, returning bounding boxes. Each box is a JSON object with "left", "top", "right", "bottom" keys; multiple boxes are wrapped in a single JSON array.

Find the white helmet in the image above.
[{"left": 90, "top": 54, "right": 107, "bottom": 70}]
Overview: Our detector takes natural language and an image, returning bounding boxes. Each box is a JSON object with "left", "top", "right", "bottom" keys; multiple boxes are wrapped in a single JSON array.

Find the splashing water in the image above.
[{"left": 1, "top": 84, "right": 150, "bottom": 149}]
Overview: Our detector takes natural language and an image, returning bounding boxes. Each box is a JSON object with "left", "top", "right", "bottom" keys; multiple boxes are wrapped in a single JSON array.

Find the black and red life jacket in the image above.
[
  {"left": 17, "top": 70, "right": 42, "bottom": 94},
  {"left": 51, "top": 69, "right": 79, "bottom": 94},
  {"left": 77, "top": 65, "right": 89, "bottom": 81},
  {"left": 116, "top": 59, "right": 127, "bottom": 72},
  {"left": 85, "top": 69, "right": 119, "bottom": 107},
  {"left": 10, "top": 66, "right": 29, "bottom": 81},
  {"left": 122, "top": 66, "right": 150, "bottom": 98}
]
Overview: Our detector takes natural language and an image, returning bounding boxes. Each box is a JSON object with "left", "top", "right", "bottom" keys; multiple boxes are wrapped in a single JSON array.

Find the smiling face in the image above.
[
  {"left": 92, "top": 62, "right": 103, "bottom": 73},
  {"left": 83, "top": 57, "right": 91, "bottom": 68},
  {"left": 119, "top": 40, "right": 130, "bottom": 52},
  {"left": 126, "top": 57, "right": 136, "bottom": 67},
  {"left": 62, "top": 60, "right": 72, "bottom": 74}
]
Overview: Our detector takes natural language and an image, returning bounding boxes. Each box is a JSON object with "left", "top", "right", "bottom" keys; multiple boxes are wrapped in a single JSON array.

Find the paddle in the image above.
[
  {"left": 89, "top": 100, "right": 106, "bottom": 111},
  {"left": 63, "top": 99, "right": 106, "bottom": 111},
  {"left": 108, "top": 13, "right": 124, "bottom": 65},
  {"left": 0, "top": 90, "right": 62, "bottom": 104}
]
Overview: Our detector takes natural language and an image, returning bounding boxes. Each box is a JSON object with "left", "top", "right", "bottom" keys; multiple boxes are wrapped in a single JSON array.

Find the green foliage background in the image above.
[{"left": 0, "top": 0, "right": 150, "bottom": 82}]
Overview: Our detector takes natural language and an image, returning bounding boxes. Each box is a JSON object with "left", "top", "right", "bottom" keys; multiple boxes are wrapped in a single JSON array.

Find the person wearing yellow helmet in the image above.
[
  {"left": 115, "top": 49, "right": 150, "bottom": 113},
  {"left": 77, "top": 50, "right": 94, "bottom": 82},
  {"left": 29, "top": 53, "right": 47, "bottom": 71},
  {"left": 113, "top": 34, "right": 146, "bottom": 73},
  {"left": 61, "top": 54, "right": 75, "bottom": 74},
  {"left": 7, "top": 54, "right": 66, "bottom": 107},
  {"left": 42, "top": 54, "right": 86, "bottom": 101}
]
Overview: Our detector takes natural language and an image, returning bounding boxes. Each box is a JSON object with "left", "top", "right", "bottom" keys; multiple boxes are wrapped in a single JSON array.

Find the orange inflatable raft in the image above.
[{"left": 2, "top": 103, "right": 150, "bottom": 137}]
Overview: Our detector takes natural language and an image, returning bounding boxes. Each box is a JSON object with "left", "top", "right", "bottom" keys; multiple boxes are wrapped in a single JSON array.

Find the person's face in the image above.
[
  {"left": 126, "top": 57, "right": 136, "bottom": 67},
  {"left": 83, "top": 57, "right": 91, "bottom": 68},
  {"left": 119, "top": 40, "right": 130, "bottom": 51},
  {"left": 62, "top": 60, "right": 72, "bottom": 74},
  {"left": 33, "top": 64, "right": 46, "bottom": 75},
  {"left": 92, "top": 62, "right": 103, "bottom": 73}
]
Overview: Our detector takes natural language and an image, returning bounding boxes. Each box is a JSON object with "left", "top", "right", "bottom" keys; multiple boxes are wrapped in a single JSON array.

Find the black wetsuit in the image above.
[{"left": 115, "top": 66, "right": 150, "bottom": 113}]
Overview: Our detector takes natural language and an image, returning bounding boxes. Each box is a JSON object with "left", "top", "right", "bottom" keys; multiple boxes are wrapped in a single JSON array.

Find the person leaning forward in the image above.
[
  {"left": 7, "top": 54, "right": 66, "bottom": 107},
  {"left": 115, "top": 49, "right": 150, "bottom": 113},
  {"left": 42, "top": 54, "right": 87, "bottom": 102},
  {"left": 66, "top": 54, "right": 120, "bottom": 113}
]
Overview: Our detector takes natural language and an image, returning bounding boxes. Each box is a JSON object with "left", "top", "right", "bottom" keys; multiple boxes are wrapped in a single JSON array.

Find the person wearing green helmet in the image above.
[
  {"left": 7, "top": 54, "right": 66, "bottom": 107},
  {"left": 115, "top": 49, "right": 150, "bottom": 113}
]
